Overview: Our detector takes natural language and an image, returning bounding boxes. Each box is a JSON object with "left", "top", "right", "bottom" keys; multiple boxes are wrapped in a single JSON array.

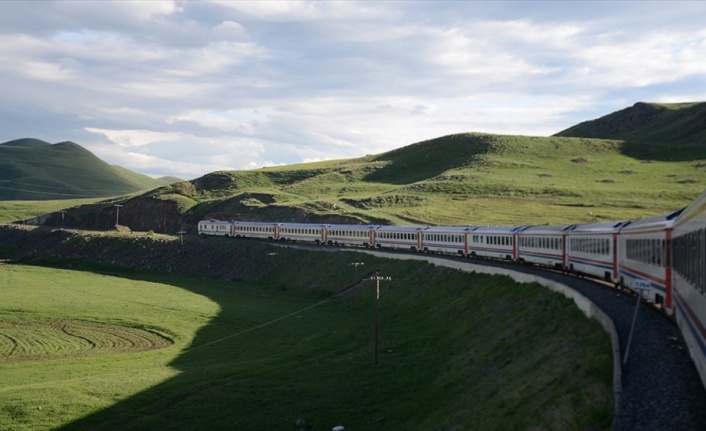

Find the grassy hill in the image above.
[
  {"left": 12, "top": 102, "right": 706, "bottom": 230},
  {"left": 555, "top": 102, "right": 706, "bottom": 161},
  {"left": 0, "top": 138, "right": 179, "bottom": 201},
  {"left": 154, "top": 132, "right": 704, "bottom": 229}
]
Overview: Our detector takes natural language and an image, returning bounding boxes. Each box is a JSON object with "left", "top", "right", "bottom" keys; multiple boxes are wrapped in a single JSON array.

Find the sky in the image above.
[{"left": 1, "top": 1, "right": 706, "bottom": 180}]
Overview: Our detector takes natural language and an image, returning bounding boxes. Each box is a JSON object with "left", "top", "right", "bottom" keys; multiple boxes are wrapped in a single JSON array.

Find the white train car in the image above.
[
  {"left": 374, "top": 225, "right": 424, "bottom": 251},
  {"left": 566, "top": 221, "right": 628, "bottom": 282},
  {"left": 467, "top": 226, "right": 523, "bottom": 260},
  {"left": 232, "top": 221, "right": 280, "bottom": 240},
  {"left": 323, "top": 224, "right": 377, "bottom": 247},
  {"left": 618, "top": 209, "right": 683, "bottom": 313},
  {"left": 421, "top": 226, "right": 473, "bottom": 256},
  {"left": 198, "top": 219, "right": 233, "bottom": 236},
  {"left": 517, "top": 225, "right": 574, "bottom": 269},
  {"left": 672, "top": 190, "right": 706, "bottom": 391},
  {"left": 278, "top": 223, "right": 325, "bottom": 243}
]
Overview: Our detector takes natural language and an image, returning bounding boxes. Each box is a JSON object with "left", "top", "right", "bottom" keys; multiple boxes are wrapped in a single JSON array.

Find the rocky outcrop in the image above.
[{"left": 29, "top": 196, "right": 187, "bottom": 234}]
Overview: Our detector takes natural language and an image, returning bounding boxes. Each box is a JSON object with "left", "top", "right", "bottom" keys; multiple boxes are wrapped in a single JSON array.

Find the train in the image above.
[{"left": 198, "top": 189, "right": 706, "bottom": 390}]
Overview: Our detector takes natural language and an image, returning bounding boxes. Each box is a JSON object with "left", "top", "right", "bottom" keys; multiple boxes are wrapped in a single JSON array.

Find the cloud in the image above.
[
  {"left": 1, "top": 1, "right": 706, "bottom": 179},
  {"left": 84, "top": 128, "right": 183, "bottom": 148}
]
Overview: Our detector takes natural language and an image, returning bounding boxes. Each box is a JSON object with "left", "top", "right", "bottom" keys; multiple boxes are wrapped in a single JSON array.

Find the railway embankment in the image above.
[
  {"left": 340, "top": 249, "right": 706, "bottom": 431},
  {"left": 0, "top": 225, "right": 264, "bottom": 281}
]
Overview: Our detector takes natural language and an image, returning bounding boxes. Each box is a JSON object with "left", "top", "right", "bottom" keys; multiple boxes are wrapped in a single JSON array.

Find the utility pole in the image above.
[
  {"left": 370, "top": 275, "right": 391, "bottom": 366},
  {"left": 266, "top": 252, "right": 278, "bottom": 289},
  {"left": 623, "top": 282, "right": 651, "bottom": 366},
  {"left": 350, "top": 261, "right": 364, "bottom": 283},
  {"left": 114, "top": 204, "right": 123, "bottom": 227}
]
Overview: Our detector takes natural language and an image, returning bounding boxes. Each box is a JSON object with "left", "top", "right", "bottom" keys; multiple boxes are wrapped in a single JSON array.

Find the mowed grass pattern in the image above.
[
  {"left": 0, "top": 262, "right": 219, "bottom": 431},
  {"left": 0, "top": 319, "right": 172, "bottom": 362}
]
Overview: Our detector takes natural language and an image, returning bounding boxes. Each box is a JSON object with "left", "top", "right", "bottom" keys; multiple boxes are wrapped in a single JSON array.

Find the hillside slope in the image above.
[
  {"left": 37, "top": 132, "right": 705, "bottom": 233},
  {"left": 0, "top": 138, "right": 178, "bottom": 200},
  {"left": 16, "top": 102, "right": 706, "bottom": 231},
  {"left": 555, "top": 102, "right": 706, "bottom": 160}
]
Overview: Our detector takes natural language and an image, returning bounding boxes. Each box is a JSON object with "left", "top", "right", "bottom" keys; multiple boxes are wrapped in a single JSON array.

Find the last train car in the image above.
[{"left": 198, "top": 219, "right": 232, "bottom": 236}]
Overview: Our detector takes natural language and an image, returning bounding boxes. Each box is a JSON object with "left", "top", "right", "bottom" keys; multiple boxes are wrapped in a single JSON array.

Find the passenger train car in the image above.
[
  {"left": 516, "top": 224, "right": 572, "bottom": 269},
  {"left": 198, "top": 188, "right": 706, "bottom": 390},
  {"left": 466, "top": 226, "right": 522, "bottom": 260},
  {"left": 566, "top": 221, "right": 628, "bottom": 284},
  {"left": 618, "top": 209, "right": 682, "bottom": 314},
  {"left": 672, "top": 191, "right": 706, "bottom": 389},
  {"left": 421, "top": 226, "right": 472, "bottom": 255}
]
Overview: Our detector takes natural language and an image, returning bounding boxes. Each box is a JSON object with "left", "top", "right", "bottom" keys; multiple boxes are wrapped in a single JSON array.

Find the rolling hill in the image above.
[
  {"left": 13, "top": 101, "right": 706, "bottom": 230},
  {"left": 0, "top": 138, "right": 180, "bottom": 200},
  {"left": 555, "top": 101, "right": 706, "bottom": 161}
]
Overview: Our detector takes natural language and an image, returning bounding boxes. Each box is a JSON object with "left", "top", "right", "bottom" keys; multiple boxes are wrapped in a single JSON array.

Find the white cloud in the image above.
[
  {"left": 1, "top": 1, "right": 705, "bottom": 179},
  {"left": 210, "top": 0, "right": 378, "bottom": 22},
  {"left": 84, "top": 128, "right": 183, "bottom": 148},
  {"left": 212, "top": 21, "right": 249, "bottom": 40},
  {"left": 83, "top": 127, "right": 266, "bottom": 178},
  {"left": 55, "top": 0, "right": 182, "bottom": 23}
]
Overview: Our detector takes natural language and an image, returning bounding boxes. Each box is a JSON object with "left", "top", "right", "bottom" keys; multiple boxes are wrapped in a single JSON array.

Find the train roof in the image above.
[
  {"left": 620, "top": 208, "right": 684, "bottom": 231},
  {"left": 324, "top": 224, "right": 380, "bottom": 229},
  {"left": 277, "top": 222, "right": 327, "bottom": 228},
  {"left": 422, "top": 226, "right": 476, "bottom": 233},
  {"left": 374, "top": 225, "right": 427, "bottom": 232},
  {"left": 674, "top": 189, "right": 706, "bottom": 228},
  {"left": 232, "top": 220, "right": 282, "bottom": 226},
  {"left": 469, "top": 225, "right": 525, "bottom": 234},
  {"left": 518, "top": 224, "right": 576, "bottom": 234},
  {"left": 566, "top": 220, "right": 630, "bottom": 233}
]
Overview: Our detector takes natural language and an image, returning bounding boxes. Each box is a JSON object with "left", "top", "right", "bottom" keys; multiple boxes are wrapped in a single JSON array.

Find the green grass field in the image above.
[{"left": 0, "top": 250, "right": 613, "bottom": 431}]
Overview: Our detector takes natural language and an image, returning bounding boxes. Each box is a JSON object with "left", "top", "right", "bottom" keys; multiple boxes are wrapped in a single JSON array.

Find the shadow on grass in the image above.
[
  {"left": 35, "top": 246, "right": 403, "bottom": 431},
  {"left": 363, "top": 134, "right": 493, "bottom": 184},
  {"left": 619, "top": 140, "right": 706, "bottom": 163}
]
